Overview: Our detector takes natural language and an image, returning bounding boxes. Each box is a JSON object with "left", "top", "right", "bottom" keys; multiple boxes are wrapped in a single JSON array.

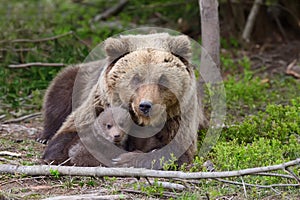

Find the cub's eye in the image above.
[
  {"left": 106, "top": 124, "right": 112, "bottom": 129},
  {"left": 130, "top": 74, "right": 141, "bottom": 86}
]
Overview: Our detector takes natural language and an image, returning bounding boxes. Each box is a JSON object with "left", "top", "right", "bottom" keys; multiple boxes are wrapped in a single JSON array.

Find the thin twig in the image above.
[
  {"left": 216, "top": 177, "right": 300, "bottom": 188},
  {"left": 71, "top": 32, "right": 91, "bottom": 49},
  {"left": 3, "top": 112, "right": 41, "bottom": 124},
  {"left": 121, "top": 188, "right": 177, "bottom": 198},
  {"left": 0, "top": 31, "right": 73, "bottom": 44},
  {"left": 0, "top": 176, "right": 46, "bottom": 187},
  {"left": 0, "top": 159, "right": 299, "bottom": 179},
  {"left": 254, "top": 172, "right": 295, "bottom": 179},
  {"left": 8, "top": 63, "right": 64, "bottom": 69},
  {"left": 0, "top": 114, "right": 5, "bottom": 121},
  {"left": 240, "top": 176, "right": 247, "bottom": 198},
  {"left": 43, "top": 194, "right": 128, "bottom": 200},
  {"left": 0, "top": 48, "right": 36, "bottom": 52},
  {"left": 0, "top": 151, "right": 21, "bottom": 157},
  {"left": 93, "top": 0, "right": 128, "bottom": 21},
  {"left": 147, "top": 180, "right": 186, "bottom": 191},
  {"left": 285, "top": 167, "right": 300, "bottom": 184}
]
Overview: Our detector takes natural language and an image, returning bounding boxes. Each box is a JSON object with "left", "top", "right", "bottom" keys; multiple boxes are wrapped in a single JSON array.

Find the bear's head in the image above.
[{"left": 100, "top": 33, "right": 195, "bottom": 126}]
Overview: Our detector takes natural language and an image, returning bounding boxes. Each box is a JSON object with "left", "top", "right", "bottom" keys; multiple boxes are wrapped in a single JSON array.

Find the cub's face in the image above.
[
  {"left": 94, "top": 108, "right": 130, "bottom": 145},
  {"left": 106, "top": 49, "right": 192, "bottom": 126}
]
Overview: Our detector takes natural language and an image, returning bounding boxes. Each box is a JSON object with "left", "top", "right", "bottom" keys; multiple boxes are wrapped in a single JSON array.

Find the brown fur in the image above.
[
  {"left": 38, "top": 60, "right": 106, "bottom": 144},
  {"left": 37, "top": 66, "right": 79, "bottom": 144},
  {"left": 68, "top": 107, "right": 130, "bottom": 166},
  {"left": 42, "top": 33, "right": 206, "bottom": 169}
]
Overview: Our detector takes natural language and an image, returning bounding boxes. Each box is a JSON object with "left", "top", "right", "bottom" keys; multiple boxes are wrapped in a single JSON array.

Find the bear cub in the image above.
[{"left": 68, "top": 107, "right": 131, "bottom": 166}]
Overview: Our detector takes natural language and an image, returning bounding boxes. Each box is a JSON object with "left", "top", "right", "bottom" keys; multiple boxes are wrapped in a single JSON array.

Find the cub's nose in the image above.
[{"left": 139, "top": 100, "right": 152, "bottom": 116}]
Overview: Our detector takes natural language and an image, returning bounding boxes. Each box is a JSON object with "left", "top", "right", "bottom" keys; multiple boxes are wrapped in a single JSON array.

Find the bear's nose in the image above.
[{"left": 139, "top": 100, "right": 152, "bottom": 116}]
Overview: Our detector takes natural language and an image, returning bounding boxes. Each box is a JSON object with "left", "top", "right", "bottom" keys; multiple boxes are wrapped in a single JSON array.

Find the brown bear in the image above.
[
  {"left": 42, "top": 33, "right": 207, "bottom": 169},
  {"left": 37, "top": 60, "right": 105, "bottom": 144},
  {"left": 68, "top": 107, "right": 131, "bottom": 166}
]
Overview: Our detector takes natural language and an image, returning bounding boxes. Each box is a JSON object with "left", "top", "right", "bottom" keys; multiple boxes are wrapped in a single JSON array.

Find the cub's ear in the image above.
[
  {"left": 168, "top": 35, "right": 191, "bottom": 61},
  {"left": 104, "top": 38, "right": 129, "bottom": 63}
]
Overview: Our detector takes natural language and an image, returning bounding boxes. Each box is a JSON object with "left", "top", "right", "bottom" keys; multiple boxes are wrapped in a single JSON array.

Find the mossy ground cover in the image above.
[{"left": 0, "top": 1, "right": 299, "bottom": 199}]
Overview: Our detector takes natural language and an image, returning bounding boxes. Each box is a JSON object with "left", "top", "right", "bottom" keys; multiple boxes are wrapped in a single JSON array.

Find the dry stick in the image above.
[
  {"left": 211, "top": 178, "right": 299, "bottom": 189},
  {"left": 93, "top": 0, "right": 128, "bottom": 21},
  {"left": 242, "top": 0, "right": 263, "bottom": 42},
  {"left": 8, "top": 63, "right": 65, "bottom": 68},
  {"left": 0, "top": 159, "right": 299, "bottom": 179},
  {"left": 0, "top": 151, "right": 21, "bottom": 157},
  {"left": 3, "top": 112, "right": 41, "bottom": 124},
  {"left": 121, "top": 189, "right": 177, "bottom": 198},
  {"left": 0, "top": 176, "right": 46, "bottom": 187},
  {"left": 240, "top": 176, "right": 247, "bottom": 199},
  {"left": 0, "top": 114, "right": 5, "bottom": 121},
  {"left": 254, "top": 172, "right": 294, "bottom": 179},
  {"left": 147, "top": 180, "right": 186, "bottom": 191},
  {"left": 0, "top": 31, "right": 73, "bottom": 44},
  {"left": 43, "top": 194, "right": 128, "bottom": 200},
  {"left": 284, "top": 167, "right": 300, "bottom": 183}
]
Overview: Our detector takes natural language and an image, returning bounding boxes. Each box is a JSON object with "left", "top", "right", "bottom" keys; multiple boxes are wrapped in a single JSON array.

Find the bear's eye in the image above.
[
  {"left": 106, "top": 124, "right": 112, "bottom": 129},
  {"left": 158, "top": 74, "right": 168, "bottom": 86},
  {"left": 130, "top": 74, "right": 141, "bottom": 86}
]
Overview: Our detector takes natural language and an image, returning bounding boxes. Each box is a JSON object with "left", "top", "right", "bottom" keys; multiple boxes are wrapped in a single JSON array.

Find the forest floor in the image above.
[{"left": 0, "top": 40, "right": 299, "bottom": 200}]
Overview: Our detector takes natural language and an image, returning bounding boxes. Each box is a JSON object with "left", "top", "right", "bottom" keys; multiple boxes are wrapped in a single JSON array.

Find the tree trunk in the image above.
[{"left": 199, "top": 0, "right": 220, "bottom": 68}]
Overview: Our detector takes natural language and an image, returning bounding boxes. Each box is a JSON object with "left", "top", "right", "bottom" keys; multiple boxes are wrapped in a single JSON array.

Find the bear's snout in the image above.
[{"left": 139, "top": 100, "right": 152, "bottom": 116}]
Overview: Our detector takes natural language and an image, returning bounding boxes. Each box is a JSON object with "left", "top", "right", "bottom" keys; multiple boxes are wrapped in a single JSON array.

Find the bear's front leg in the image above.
[{"left": 42, "top": 131, "right": 79, "bottom": 165}]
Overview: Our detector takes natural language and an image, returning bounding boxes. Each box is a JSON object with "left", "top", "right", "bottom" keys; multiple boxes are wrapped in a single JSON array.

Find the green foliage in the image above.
[
  {"left": 223, "top": 98, "right": 300, "bottom": 143},
  {"left": 161, "top": 153, "right": 179, "bottom": 171},
  {"left": 138, "top": 178, "right": 165, "bottom": 197},
  {"left": 49, "top": 169, "right": 60, "bottom": 179},
  {"left": 225, "top": 61, "right": 269, "bottom": 111},
  {"left": 213, "top": 136, "right": 299, "bottom": 171}
]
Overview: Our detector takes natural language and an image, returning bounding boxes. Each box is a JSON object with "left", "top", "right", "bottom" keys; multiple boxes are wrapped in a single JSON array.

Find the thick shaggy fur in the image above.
[
  {"left": 42, "top": 33, "right": 206, "bottom": 169},
  {"left": 37, "top": 60, "right": 105, "bottom": 144},
  {"left": 37, "top": 66, "right": 79, "bottom": 144}
]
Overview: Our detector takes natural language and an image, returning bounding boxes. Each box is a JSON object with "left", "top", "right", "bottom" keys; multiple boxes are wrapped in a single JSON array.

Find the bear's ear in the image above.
[
  {"left": 104, "top": 38, "right": 129, "bottom": 63},
  {"left": 168, "top": 35, "right": 191, "bottom": 61}
]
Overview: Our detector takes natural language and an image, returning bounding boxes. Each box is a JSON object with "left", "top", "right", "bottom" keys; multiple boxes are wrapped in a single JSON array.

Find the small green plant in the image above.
[
  {"left": 86, "top": 179, "right": 96, "bottom": 187},
  {"left": 49, "top": 168, "right": 60, "bottom": 179},
  {"left": 139, "top": 178, "right": 164, "bottom": 197},
  {"left": 162, "top": 153, "right": 178, "bottom": 171}
]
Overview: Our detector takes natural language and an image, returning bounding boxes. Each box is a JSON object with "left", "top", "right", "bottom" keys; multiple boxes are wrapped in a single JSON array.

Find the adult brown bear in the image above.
[{"left": 42, "top": 33, "right": 207, "bottom": 169}]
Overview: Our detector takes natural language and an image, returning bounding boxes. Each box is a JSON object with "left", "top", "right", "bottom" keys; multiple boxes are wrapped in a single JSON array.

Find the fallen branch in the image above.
[
  {"left": 3, "top": 112, "right": 41, "bottom": 124},
  {"left": 147, "top": 180, "right": 185, "bottom": 191},
  {"left": 8, "top": 63, "right": 64, "bottom": 69},
  {"left": 0, "top": 114, "right": 5, "bottom": 121},
  {"left": 0, "top": 31, "right": 73, "bottom": 44},
  {"left": 0, "top": 159, "right": 299, "bottom": 180},
  {"left": 286, "top": 59, "right": 300, "bottom": 79},
  {"left": 0, "top": 151, "right": 21, "bottom": 157},
  {"left": 0, "top": 48, "right": 36, "bottom": 52},
  {"left": 211, "top": 177, "right": 299, "bottom": 189},
  {"left": 43, "top": 194, "right": 128, "bottom": 200},
  {"left": 93, "top": 0, "right": 128, "bottom": 21},
  {"left": 121, "top": 189, "right": 177, "bottom": 198}
]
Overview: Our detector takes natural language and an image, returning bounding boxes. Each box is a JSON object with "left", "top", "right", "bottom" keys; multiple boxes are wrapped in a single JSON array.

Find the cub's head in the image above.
[
  {"left": 93, "top": 107, "right": 131, "bottom": 146},
  {"left": 103, "top": 33, "right": 194, "bottom": 126}
]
